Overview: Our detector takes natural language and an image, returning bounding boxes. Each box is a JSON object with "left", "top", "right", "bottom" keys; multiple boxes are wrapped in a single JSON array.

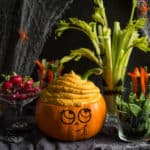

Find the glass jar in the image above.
[{"left": 117, "top": 110, "right": 150, "bottom": 142}]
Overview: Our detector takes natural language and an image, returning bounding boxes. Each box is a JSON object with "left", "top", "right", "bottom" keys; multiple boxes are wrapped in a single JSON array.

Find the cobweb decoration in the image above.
[{"left": 0, "top": 0, "right": 73, "bottom": 75}]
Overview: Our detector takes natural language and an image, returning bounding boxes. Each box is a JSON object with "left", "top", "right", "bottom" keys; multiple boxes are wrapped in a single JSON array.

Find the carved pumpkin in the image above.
[{"left": 35, "top": 71, "right": 107, "bottom": 141}]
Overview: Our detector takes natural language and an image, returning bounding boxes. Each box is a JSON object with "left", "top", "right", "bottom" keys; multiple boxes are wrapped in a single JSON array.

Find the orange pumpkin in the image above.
[{"left": 35, "top": 71, "right": 107, "bottom": 141}]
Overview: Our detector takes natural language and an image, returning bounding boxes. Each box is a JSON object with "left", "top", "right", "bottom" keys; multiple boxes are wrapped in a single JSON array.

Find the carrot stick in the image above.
[
  {"left": 35, "top": 60, "right": 45, "bottom": 73},
  {"left": 140, "top": 67, "right": 148, "bottom": 94},
  {"left": 128, "top": 67, "right": 140, "bottom": 93},
  {"left": 47, "top": 70, "right": 54, "bottom": 84},
  {"left": 35, "top": 60, "right": 47, "bottom": 88},
  {"left": 128, "top": 73, "right": 138, "bottom": 93}
]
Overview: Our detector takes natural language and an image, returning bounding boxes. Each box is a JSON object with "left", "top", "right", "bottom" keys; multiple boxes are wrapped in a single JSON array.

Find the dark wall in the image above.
[{"left": 36, "top": 0, "right": 150, "bottom": 87}]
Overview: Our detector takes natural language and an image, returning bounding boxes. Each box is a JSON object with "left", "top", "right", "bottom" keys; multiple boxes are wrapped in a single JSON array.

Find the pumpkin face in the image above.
[
  {"left": 35, "top": 71, "right": 107, "bottom": 141},
  {"left": 36, "top": 97, "right": 106, "bottom": 141}
]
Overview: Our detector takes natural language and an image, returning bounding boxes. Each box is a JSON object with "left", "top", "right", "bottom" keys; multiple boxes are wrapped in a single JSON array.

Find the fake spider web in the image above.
[{"left": 0, "top": 0, "right": 73, "bottom": 76}]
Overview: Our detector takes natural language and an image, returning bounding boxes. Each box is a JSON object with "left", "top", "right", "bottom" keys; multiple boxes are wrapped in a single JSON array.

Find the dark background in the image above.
[{"left": 35, "top": 0, "right": 150, "bottom": 87}]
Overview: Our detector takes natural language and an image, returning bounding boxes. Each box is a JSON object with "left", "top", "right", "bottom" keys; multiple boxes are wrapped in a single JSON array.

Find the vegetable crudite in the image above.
[{"left": 55, "top": 0, "right": 150, "bottom": 114}]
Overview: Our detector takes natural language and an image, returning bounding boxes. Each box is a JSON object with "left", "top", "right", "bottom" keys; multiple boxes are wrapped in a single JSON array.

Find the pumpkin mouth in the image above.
[{"left": 75, "top": 124, "right": 87, "bottom": 136}]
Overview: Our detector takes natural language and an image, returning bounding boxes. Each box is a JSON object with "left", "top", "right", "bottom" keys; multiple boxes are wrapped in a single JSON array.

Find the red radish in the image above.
[
  {"left": 26, "top": 79, "right": 34, "bottom": 86},
  {"left": 15, "top": 92, "right": 22, "bottom": 100},
  {"left": 8, "top": 94, "right": 17, "bottom": 100},
  {"left": 19, "top": 93, "right": 27, "bottom": 100},
  {"left": 2, "top": 81, "right": 13, "bottom": 89},
  {"left": 34, "top": 87, "right": 41, "bottom": 92},
  {"left": 27, "top": 92, "right": 35, "bottom": 97},
  {"left": 18, "top": 82, "right": 24, "bottom": 88},
  {"left": 23, "top": 83, "right": 32, "bottom": 90},
  {"left": 10, "top": 75, "right": 23, "bottom": 85}
]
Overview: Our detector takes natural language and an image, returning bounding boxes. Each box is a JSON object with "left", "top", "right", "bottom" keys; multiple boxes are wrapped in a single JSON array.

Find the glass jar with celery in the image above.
[{"left": 55, "top": 0, "right": 150, "bottom": 115}]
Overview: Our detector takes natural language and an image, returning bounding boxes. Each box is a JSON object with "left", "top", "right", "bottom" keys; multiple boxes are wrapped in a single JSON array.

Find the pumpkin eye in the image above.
[
  {"left": 78, "top": 108, "right": 91, "bottom": 123},
  {"left": 60, "top": 110, "right": 75, "bottom": 124}
]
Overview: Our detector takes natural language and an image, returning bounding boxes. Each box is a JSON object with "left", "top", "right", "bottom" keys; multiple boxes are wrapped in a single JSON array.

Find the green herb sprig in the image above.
[
  {"left": 116, "top": 91, "right": 150, "bottom": 135},
  {"left": 116, "top": 92, "right": 150, "bottom": 116}
]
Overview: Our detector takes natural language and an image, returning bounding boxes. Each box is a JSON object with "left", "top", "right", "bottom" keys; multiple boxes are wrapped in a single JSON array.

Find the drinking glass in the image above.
[{"left": 117, "top": 110, "right": 150, "bottom": 142}]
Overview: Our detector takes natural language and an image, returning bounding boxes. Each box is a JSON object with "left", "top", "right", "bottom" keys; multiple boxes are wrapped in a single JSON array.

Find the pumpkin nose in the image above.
[{"left": 74, "top": 122, "right": 79, "bottom": 125}]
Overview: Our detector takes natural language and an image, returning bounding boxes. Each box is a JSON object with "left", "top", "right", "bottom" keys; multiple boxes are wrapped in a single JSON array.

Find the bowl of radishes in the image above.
[
  {"left": 0, "top": 74, "right": 41, "bottom": 143},
  {"left": 0, "top": 74, "right": 41, "bottom": 105}
]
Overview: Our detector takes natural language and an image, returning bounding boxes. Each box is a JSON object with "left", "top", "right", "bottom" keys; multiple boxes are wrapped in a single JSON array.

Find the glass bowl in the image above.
[{"left": 0, "top": 92, "right": 40, "bottom": 143}]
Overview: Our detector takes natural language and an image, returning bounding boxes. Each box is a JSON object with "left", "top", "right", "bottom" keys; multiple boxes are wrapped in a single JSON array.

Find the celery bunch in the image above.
[{"left": 55, "top": 0, "right": 150, "bottom": 92}]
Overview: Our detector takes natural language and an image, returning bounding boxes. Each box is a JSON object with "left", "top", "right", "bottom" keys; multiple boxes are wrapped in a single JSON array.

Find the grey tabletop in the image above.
[
  {"left": 0, "top": 102, "right": 149, "bottom": 150},
  {"left": 0, "top": 118, "right": 150, "bottom": 150}
]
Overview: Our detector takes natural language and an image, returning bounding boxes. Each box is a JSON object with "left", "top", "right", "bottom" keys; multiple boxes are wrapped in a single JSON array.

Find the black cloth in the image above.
[{"left": 0, "top": 124, "right": 150, "bottom": 150}]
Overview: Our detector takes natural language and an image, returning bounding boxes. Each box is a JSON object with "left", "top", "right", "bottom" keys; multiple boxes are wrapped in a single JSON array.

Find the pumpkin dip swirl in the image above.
[{"left": 40, "top": 71, "right": 102, "bottom": 106}]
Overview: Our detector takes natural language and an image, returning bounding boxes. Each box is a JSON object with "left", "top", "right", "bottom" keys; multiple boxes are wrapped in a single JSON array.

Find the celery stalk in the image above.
[
  {"left": 102, "top": 27, "right": 113, "bottom": 90},
  {"left": 112, "top": 22, "right": 120, "bottom": 68}
]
